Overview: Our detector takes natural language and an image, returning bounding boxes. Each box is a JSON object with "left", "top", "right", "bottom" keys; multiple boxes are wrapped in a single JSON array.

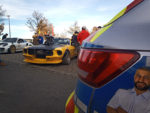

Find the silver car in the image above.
[{"left": 0, "top": 38, "right": 33, "bottom": 53}]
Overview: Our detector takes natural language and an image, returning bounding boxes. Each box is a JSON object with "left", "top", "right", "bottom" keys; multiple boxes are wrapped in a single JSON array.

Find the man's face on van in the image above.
[{"left": 134, "top": 69, "right": 150, "bottom": 91}]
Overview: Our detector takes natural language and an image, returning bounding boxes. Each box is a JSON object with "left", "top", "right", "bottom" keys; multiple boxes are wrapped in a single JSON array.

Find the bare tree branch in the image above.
[
  {"left": 26, "top": 10, "right": 54, "bottom": 36},
  {"left": 68, "top": 21, "right": 80, "bottom": 35},
  {"left": 0, "top": 5, "right": 6, "bottom": 35}
]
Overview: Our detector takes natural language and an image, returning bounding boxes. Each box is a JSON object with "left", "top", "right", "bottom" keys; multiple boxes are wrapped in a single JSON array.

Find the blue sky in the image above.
[{"left": 0, "top": 0, "right": 133, "bottom": 39}]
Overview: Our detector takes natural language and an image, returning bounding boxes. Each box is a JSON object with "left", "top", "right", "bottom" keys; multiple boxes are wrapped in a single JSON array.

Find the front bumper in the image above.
[{"left": 23, "top": 54, "right": 63, "bottom": 64}]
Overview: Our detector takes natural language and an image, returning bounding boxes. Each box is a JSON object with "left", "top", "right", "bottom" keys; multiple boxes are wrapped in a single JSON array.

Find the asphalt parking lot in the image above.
[{"left": 0, "top": 53, "right": 78, "bottom": 113}]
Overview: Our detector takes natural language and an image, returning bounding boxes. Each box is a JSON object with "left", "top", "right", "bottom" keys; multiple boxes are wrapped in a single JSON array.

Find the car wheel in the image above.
[
  {"left": 9, "top": 45, "right": 16, "bottom": 54},
  {"left": 62, "top": 51, "right": 71, "bottom": 65}
]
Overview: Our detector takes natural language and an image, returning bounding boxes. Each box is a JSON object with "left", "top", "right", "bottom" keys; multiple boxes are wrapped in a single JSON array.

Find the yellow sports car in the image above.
[{"left": 23, "top": 38, "right": 77, "bottom": 64}]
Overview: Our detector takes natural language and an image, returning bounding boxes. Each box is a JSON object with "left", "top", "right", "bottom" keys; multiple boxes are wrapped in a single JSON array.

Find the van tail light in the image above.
[{"left": 77, "top": 49, "right": 140, "bottom": 88}]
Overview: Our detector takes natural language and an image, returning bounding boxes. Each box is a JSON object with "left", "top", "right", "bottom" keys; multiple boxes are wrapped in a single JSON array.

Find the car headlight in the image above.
[{"left": 57, "top": 50, "right": 62, "bottom": 55}]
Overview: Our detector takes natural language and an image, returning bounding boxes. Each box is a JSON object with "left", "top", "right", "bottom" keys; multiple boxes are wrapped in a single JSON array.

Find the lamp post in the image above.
[{"left": 7, "top": 15, "right": 11, "bottom": 38}]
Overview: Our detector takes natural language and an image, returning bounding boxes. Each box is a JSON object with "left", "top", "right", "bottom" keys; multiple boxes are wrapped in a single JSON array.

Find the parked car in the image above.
[
  {"left": 23, "top": 38, "right": 77, "bottom": 64},
  {"left": 66, "top": 0, "right": 150, "bottom": 113},
  {"left": 0, "top": 38, "right": 33, "bottom": 54}
]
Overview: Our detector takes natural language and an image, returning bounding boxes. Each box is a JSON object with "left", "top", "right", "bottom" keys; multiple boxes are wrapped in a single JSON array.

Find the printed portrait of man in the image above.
[{"left": 107, "top": 67, "right": 150, "bottom": 113}]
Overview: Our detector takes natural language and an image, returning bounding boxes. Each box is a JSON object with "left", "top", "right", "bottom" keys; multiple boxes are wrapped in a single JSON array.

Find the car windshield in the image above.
[
  {"left": 3, "top": 38, "right": 17, "bottom": 43},
  {"left": 54, "top": 38, "right": 70, "bottom": 45}
]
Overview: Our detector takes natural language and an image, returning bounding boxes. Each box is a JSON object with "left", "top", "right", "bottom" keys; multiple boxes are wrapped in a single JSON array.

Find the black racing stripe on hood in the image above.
[{"left": 28, "top": 44, "right": 65, "bottom": 50}]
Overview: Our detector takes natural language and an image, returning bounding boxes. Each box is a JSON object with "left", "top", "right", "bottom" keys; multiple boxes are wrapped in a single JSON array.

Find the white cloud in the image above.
[
  {"left": 3, "top": 24, "right": 33, "bottom": 39},
  {"left": 1, "top": 0, "right": 33, "bottom": 20},
  {"left": 1, "top": 0, "right": 134, "bottom": 39},
  {"left": 97, "top": 6, "right": 111, "bottom": 12}
]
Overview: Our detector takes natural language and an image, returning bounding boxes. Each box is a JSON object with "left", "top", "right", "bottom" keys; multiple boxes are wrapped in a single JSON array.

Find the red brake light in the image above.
[{"left": 78, "top": 49, "right": 140, "bottom": 88}]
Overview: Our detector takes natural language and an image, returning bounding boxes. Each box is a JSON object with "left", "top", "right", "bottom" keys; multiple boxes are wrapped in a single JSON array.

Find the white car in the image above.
[{"left": 0, "top": 38, "right": 33, "bottom": 53}]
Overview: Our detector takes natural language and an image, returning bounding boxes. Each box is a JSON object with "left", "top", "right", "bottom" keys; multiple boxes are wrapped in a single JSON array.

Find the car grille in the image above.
[
  {"left": 44, "top": 50, "right": 53, "bottom": 56},
  {"left": 28, "top": 49, "right": 35, "bottom": 55},
  {"left": 27, "top": 49, "right": 53, "bottom": 59}
]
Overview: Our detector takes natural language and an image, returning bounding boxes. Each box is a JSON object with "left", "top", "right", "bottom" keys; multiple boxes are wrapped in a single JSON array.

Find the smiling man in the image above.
[{"left": 107, "top": 67, "right": 150, "bottom": 113}]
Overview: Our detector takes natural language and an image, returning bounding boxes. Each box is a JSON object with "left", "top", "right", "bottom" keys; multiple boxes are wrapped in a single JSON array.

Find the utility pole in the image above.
[{"left": 7, "top": 15, "right": 11, "bottom": 38}]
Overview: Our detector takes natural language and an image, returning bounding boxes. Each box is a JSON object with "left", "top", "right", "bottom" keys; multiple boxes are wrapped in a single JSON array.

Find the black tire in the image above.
[
  {"left": 9, "top": 45, "right": 16, "bottom": 54},
  {"left": 62, "top": 51, "right": 71, "bottom": 65}
]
